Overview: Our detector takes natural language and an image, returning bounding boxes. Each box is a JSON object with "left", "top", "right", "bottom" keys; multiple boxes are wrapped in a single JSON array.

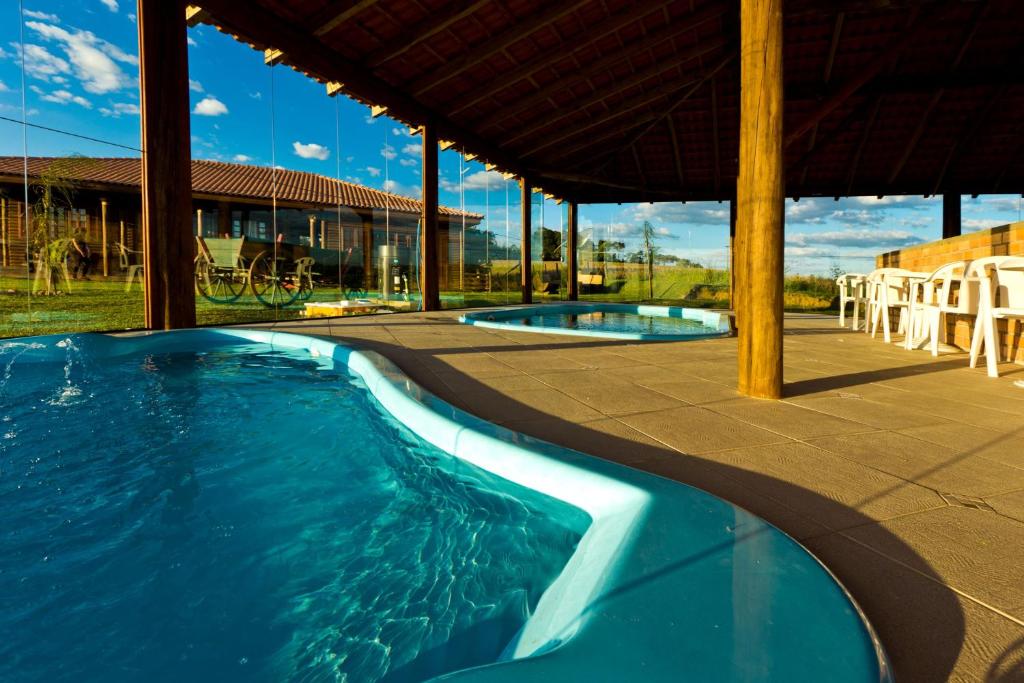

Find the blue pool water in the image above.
[
  {"left": 460, "top": 303, "right": 731, "bottom": 340},
  {"left": 519, "top": 311, "right": 709, "bottom": 336},
  {"left": 0, "top": 337, "right": 588, "bottom": 683}
]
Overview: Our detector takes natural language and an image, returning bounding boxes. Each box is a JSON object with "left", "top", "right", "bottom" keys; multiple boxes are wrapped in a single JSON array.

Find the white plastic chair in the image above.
[
  {"left": 867, "top": 268, "right": 929, "bottom": 344},
  {"left": 836, "top": 273, "right": 866, "bottom": 329},
  {"left": 904, "top": 260, "right": 971, "bottom": 354},
  {"left": 969, "top": 256, "right": 1024, "bottom": 377}
]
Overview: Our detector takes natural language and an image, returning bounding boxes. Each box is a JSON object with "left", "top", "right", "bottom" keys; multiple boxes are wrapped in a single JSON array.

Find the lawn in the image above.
[{"left": 1, "top": 265, "right": 839, "bottom": 339}]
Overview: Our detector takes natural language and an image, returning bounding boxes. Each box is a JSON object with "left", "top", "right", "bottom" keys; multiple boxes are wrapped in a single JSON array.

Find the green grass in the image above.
[{"left": 1, "top": 265, "right": 839, "bottom": 339}]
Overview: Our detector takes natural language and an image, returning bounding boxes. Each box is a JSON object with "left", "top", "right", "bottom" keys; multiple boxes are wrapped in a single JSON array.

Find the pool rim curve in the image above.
[
  {"left": 458, "top": 301, "right": 733, "bottom": 340},
  {"left": 4, "top": 328, "right": 891, "bottom": 682}
]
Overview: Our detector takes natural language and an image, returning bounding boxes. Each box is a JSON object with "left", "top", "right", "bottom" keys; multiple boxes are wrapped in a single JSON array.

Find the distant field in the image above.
[{"left": 1, "top": 264, "right": 838, "bottom": 338}]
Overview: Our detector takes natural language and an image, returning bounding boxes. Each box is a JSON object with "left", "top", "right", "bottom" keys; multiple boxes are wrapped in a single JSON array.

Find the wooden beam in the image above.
[
  {"left": 370, "top": 105, "right": 388, "bottom": 118},
  {"left": 631, "top": 144, "right": 647, "bottom": 188},
  {"left": 942, "top": 192, "right": 960, "bottom": 239},
  {"left": 100, "top": 198, "right": 109, "bottom": 277},
  {"left": 195, "top": 0, "right": 568, "bottom": 198},
  {"left": 845, "top": 97, "right": 882, "bottom": 195},
  {"left": 711, "top": 75, "right": 721, "bottom": 194},
  {"left": 264, "top": 48, "right": 284, "bottom": 65},
  {"left": 309, "top": 0, "right": 380, "bottom": 38},
  {"left": 887, "top": 89, "right": 943, "bottom": 184},
  {"left": 529, "top": 170, "right": 680, "bottom": 197},
  {"left": 823, "top": 12, "right": 844, "bottom": 84},
  {"left": 325, "top": 81, "right": 344, "bottom": 97},
  {"left": 567, "top": 201, "right": 578, "bottom": 301},
  {"left": 495, "top": 34, "right": 730, "bottom": 142},
  {"left": 413, "top": 0, "right": 594, "bottom": 97},
  {"left": 931, "top": 86, "right": 1005, "bottom": 196},
  {"left": 783, "top": 4, "right": 948, "bottom": 148},
  {"left": 728, "top": 194, "right": 736, "bottom": 307},
  {"left": 518, "top": 66, "right": 719, "bottom": 160},
  {"left": 139, "top": 0, "right": 196, "bottom": 330},
  {"left": 520, "top": 179, "right": 532, "bottom": 304},
  {"left": 446, "top": 0, "right": 671, "bottom": 117},
  {"left": 667, "top": 116, "right": 685, "bottom": 189},
  {"left": 363, "top": 0, "right": 492, "bottom": 69},
  {"left": 420, "top": 123, "right": 439, "bottom": 311},
  {"left": 185, "top": 5, "right": 208, "bottom": 27},
  {"left": 736, "top": 0, "right": 784, "bottom": 399}
]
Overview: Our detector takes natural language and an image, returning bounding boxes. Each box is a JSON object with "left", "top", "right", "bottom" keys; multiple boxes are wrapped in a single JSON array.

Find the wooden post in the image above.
[
  {"left": 308, "top": 214, "right": 315, "bottom": 246},
  {"left": 100, "top": 199, "right": 109, "bottom": 276},
  {"left": 729, "top": 195, "right": 736, "bottom": 307},
  {"left": 320, "top": 219, "right": 326, "bottom": 248},
  {"left": 737, "top": 0, "right": 784, "bottom": 399},
  {"left": 942, "top": 192, "right": 961, "bottom": 239},
  {"left": 195, "top": 207, "right": 203, "bottom": 237},
  {"left": 521, "top": 179, "right": 532, "bottom": 304},
  {"left": 119, "top": 219, "right": 125, "bottom": 247},
  {"left": 567, "top": 201, "right": 579, "bottom": 300},
  {"left": 361, "top": 212, "right": 374, "bottom": 292},
  {"left": 1, "top": 197, "right": 7, "bottom": 267},
  {"left": 138, "top": 0, "right": 196, "bottom": 329},
  {"left": 420, "top": 122, "right": 440, "bottom": 310},
  {"left": 217, "top": 201, "right": 230, "bottom": 237}
]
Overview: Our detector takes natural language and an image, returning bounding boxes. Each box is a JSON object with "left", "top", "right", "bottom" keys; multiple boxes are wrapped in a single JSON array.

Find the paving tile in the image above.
[
  {"left": 784, "top": 394, "right": 950, "bottom": 430},
  {"left": 807, "top": 431, "right": 1024, "bottom": 498},
  {"left": 986, "top": 489, "right": 1024, "bottom": 525},
  {"left": 802, "top": 532, "right": 1024, "bottom": 683},
  {"left": 618, "top": 405, "right": 793, "bottom": 454},
  {"left": 636, "top": 378, "right": 741, "bottom": 405},
  {"left": 453, "top": 387, "right": 604, "bottom": 425},
  {"left": 432, "top": 370, "right": 546, "bottom": 395},
  {"left": 483, "top": 349, "right": 590, "bottom": 373},
  {"left": 502, "top": 417, "right": 668, "bottom": 466},
  {"left": 841, "top": 506, "right": 1024, "bottom": 615},
  {"left": 897, "top": 422, "right": 1024, "bottom": 473},
  {"left": 702, "top": 397, "right": 873, "bottom": 438},
  {"left": 693, "top": 441, "right": 942, "bottom": 530},
  {"left": 532, "top": 369, "right": 685, "bottom": 416}
]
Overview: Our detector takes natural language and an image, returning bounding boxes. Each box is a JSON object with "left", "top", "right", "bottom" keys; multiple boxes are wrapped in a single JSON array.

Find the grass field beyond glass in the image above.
[{"left": 1, "top": 266, "right": 838, "bottom": 339}]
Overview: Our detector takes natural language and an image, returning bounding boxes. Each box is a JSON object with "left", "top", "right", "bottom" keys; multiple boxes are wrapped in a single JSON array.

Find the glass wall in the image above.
[
  {"left": 531, "top": 191, "right": 568, "bottom": 302},
  {"left": 576, "top": 202, "right": 731, "bottom": 308},
  {"left": 0, "top": 3, "right": 145, "bottom": 339}
]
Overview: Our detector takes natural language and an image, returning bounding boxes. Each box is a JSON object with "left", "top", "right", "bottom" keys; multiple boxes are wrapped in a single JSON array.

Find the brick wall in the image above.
[{"left": 876, "top": 222, "right": 1024, "bottom": 364}]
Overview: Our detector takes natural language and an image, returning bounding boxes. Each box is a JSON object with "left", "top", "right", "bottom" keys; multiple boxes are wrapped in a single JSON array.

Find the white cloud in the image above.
[
  {"left": 99, "top": 101, "right": 138, "bottom": 116},
  {"left": 391, "top": 127, "right": 403, "bottom": 136},
  {"left": 193, "top": 95, "right": 227, "bottom": 116},
  {"left": 402, "top": 142, "right": 422, "bottom": 156},
  {"left": 365, "top": 166, "right": 381, "bottom": 177},
  {"left": 232, "top": 154, "right": 252, "bottom": 163},
  {"left": 25, "top": 22, "right": 137, "bottom": 93},
  {"left": 382, "top": 179, "right": 421, "bottom": 199},
  {"left": 399, "top": 158, "right": 417, "bottom": 167},
  {"left": 23, "top": 9, "right": 60, "bottom": 21},
  {"left": 380, "top": 143, "right": 396, "bottom": 160},
  {"left": 248, "top": 91, "right": 262, "bottom": 100},
  {"left": 364, "top": 115, "right": 376, "bottom": 125},
  {"left": 99, "top": 0, "right": 119, "bottom": 12},
  {"left": 786, "top": 228, "right": 924, "bottom": 249},
  {"left": 0, "top": 80, "right": 8, "bottom": 92},
  {"left": 31, "top": 85, "right": 91, "bottom": 108},
  {"left": 628, "top": 201, "right": 729, "bottom": 226},
  {"left": 18, "top": 43, "right": 71, "bottom": 82},
  {"left": 127, "top": 13, "right": 136, "bottom": 23},
  {"left": 188, "top": 79, "right": 203, "bottom": 92},
  {"left": 292, "top": 141, "right": 330, "bottom": 160},
  {"left": 187, "top": 36, "right": 198, "bottom": 47}
]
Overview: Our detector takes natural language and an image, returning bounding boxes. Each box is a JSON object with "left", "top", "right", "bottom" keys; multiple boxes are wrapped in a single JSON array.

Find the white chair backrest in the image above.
[
  {"left": 837, "top": 273, "right": 865, "bottom": 297},
  {"left": 923, "top": 260, "right": 969, "bottom": 308},
  {"left": 991, "top": 257, "right": 1024, "bottom": 309}
]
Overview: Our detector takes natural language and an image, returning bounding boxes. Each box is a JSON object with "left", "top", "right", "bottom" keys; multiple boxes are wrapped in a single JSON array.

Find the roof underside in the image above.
[{"left": 194, "top": 0, "right": 1024, "bottom": 204}]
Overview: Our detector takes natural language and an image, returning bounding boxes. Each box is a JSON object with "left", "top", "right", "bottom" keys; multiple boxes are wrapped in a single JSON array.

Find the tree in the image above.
[
  {"left": 641, "top": 220, "right": 659, "bottom": 300},
  {"left": 30, "top": 157, "right": 93, "bottom": 295}
]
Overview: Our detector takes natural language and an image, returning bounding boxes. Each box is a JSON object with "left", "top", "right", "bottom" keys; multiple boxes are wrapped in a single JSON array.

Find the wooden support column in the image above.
[
  {"left": 100, "top": 199, "right": 109, "bottom": 276},
  {"left": 420, "top": 122, "right": 440, "bottom": 311},
  {"left": 360, "top": 211, "right": 374, "bottom": 291},
  {"left": 729, "top": 196, "right": 737, "bottom": 307},
  {"left": 567, "top": 201, "right": 579, "bottom": 301},
  {"left": 119, "top": 219, "right": 125, "bottom": 247},
  {"left": 217, "top": 201, "right": 230, "bottom": 237},
  {"left": 737, "top": 0, "right": 784, "bottom": 399},
  {"left": 1, "top": 197, "right": 8, "bottom": 267},
  {"left": 942, "top": 192, "right": 961, "bottom": 239},
  {"left": 195, "top": 207, "right": 202, "bottom": 237},
  {"left": 520, "top": 179, "right": 533, "bottom": 304},
  {"left": 320, "top": 219, "right": 326, "bottom": 248},
  {"left": 138, "top": 0, "right": 196, "bottom": 329},
  {"left": 308, "top": 214, "right": 316, "bottom": 246}
]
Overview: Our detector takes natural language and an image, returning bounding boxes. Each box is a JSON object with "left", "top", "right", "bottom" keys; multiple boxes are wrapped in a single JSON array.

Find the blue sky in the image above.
[{"left": 1, "top": 1, "right": 1020, "bottom": 275}]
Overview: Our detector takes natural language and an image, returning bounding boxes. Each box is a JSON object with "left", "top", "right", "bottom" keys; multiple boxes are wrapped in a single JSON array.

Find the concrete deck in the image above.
[{"left": 261, "top": 309, "right": 1024, "bottom": 682}]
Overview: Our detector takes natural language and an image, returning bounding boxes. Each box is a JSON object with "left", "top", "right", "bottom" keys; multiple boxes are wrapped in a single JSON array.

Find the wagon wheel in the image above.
[
  {"left": 195, "top": 257, "right": 243, "bottom": 303},
  {"left": 249, "top": 250, "right": 299, "bottom": 307}
]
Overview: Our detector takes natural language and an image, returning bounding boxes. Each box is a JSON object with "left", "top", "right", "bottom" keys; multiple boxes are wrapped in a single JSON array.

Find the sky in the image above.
[{"left": 1, "top": 1, "right": 1021, "bottom": 275}]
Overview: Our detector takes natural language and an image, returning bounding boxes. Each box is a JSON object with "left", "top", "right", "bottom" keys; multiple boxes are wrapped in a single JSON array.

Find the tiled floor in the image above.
[{"left": 262, "top": 309, "right": 1024, "bottom": 682}]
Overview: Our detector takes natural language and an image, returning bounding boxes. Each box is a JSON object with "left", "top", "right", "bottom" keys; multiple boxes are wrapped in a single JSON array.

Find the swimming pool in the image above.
[
  {"left": 459, "top": 303, "right": 732, "bottom": 340},
  {"left": 1, "top": 329, "right": 890, "bottom": 682}
]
